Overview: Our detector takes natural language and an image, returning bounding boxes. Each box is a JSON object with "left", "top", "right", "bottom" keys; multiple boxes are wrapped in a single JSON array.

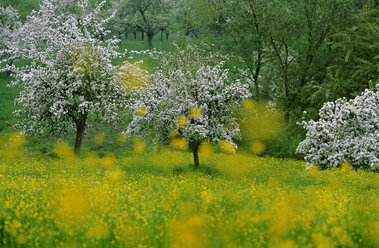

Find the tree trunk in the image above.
[
  {"left": 147, "top": 32, "right": 154, "bottom": 48},
  {"left": 191, "top": 143, "right": 200, "bottom": 168},
  {"left": 133, "top": 32, "right": 137, "bottom": 39},
  {"left": 161, "top": 30, "right": 163, "bottom": 41},
  {"left": 141, "top": 31, "right": 144, "bottom": 40},
  {"left": 125, "top": 31, "right": 128, "bottom": 39},
  {"left": 74, "top": 112, "right": 88, "bottom": 156},
  {"left": 118, "top": 31, "right": 122, "bottom": 40},
  {"left": 166, "top": 32, "right": 169, "bottom": 40}
]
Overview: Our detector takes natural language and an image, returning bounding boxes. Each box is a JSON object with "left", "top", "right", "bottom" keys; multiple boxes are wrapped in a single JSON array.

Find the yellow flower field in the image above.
[{"left": 0, "top": 139, "right": 378, "bottom": 247}]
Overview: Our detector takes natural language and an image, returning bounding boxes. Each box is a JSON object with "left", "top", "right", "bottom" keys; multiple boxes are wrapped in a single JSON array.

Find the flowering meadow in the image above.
[
  {"left": 1, "top": 1, "right": 378, "bottom": 247},
  {"left": 0, "top": 133, "right": 378, "bottom": 248}
]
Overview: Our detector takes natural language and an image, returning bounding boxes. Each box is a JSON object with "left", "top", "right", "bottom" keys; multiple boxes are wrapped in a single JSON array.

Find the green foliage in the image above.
[
  {"left": 325, "top": 2, "right": 379, "bottom": 100},
  {"left": 1, "top": 0, "right": 378, "bottom": 159}
]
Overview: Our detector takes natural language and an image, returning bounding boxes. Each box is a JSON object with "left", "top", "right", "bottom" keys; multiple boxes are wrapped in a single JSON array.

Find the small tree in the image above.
[
  {"left": 6, "top": 0, "right": 127, "bottom": 155},
  {"left": 127, "top": 43, "right": 251, "bottom": 168},
  {"left": 297, "top": 85, "right": 379, "bottom": 170}
]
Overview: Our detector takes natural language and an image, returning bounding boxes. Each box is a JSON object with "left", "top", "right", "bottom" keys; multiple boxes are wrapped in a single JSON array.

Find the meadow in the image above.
[
  {"left": 1, "top": 38, "right": 378, "bottom": 248},
  {"left": 0, "top": 132, "right": 378, "bottom": 248}
]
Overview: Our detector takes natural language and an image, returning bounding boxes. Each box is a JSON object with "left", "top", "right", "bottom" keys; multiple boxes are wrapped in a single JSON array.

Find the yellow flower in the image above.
[
  {"left": 307, "top": 164, "right": 319, "bottom": 175},
  {"left": 94, "top": 133, "right": 105, "bottom": 145},
  {"left": 54, "top": 141, "right": 75, "bottom": 160},
  {"left": 15, "top": 234, "right": 27, "bottom": 245},
  {"left": 340, "top": 161, "right": 351, "bottom": 170},
  {"left": 136, "top": 106, "right": 147, "bottom": 116},
  {"left": 117, "top": 133, "right": 127, "bottom": 144},
  {"left": 199, "top": 142, "right": 213, "bottom": 158},
  {"left": 243, "top": 99, "right": 254, "bottom": 110},
  {"left": 169, "top": 129, "right": 178, "bottom": 138},
  {"left": 171, "top": 137, "right": 188, "bottom": 151},
  {"left": 102, "top": 156, "right": 116, "bottom": 169},
  {"left": 68, "top": 44, "right": 101, "bottom": 77},
  {"left": 170, "top": 215, "right": 206, "bottom": 248},
  {"left": 107, "top": 168, "right": 124, "bottom": 184},
  {"left": 0, "top": 132, "right": 26, "bottom": 159},
  {"left": 134, "top": 140, "right": 145, "bottom": 154},
  {"left": 251, "top": 140, "right": 266, "bottom": 155},
  {"left": 177, "top": 115, "right": 188, "bottom": 128},
  {"left": 220, "top": 140, "right": 236, "bottom": 154},
  {"left": 189, "top": 107, "right": 202, "bottom": 119},
  {"left": 241, "top": 102, "right": 285, "bottom": 141},
  {"left": 116, "top": 61, "right": 148, "bottom": 92}
]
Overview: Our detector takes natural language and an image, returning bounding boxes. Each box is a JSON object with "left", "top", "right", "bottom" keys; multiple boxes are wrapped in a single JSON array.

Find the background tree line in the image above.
[{"left": 1, "top": 0, "right": 378, "bottom": 158}]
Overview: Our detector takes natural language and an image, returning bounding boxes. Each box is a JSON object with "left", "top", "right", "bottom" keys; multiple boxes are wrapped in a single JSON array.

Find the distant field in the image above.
[{"left": 0, "top": 140, "right": 378, "bottom": 247}]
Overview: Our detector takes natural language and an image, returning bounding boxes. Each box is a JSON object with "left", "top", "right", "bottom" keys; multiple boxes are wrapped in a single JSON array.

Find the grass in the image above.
[
  {"left": 0, "top": 72, "right": 19, "bottom": 132},
  {"left": 0, "top": 137, "right": 378, "bottom": 247}
]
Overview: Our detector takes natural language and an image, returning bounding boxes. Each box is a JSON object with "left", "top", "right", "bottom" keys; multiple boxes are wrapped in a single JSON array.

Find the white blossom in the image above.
[
  {"left": 297, "top": 85, "right": 379, "bottom": 170},
  {"left": 126, "top": 43, "right": 251, "bottom": 160},
  {"left": 0, "top": 6, "right": 22, "bottom": 71},
  {"left": 3, "top": 0, "right": 127, "bottom": 153}
]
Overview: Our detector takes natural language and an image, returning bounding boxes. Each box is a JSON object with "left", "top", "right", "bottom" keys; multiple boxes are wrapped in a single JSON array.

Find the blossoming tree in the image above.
[
  {"left": 127, "top": 43, "right": 251, "bottom": 168},
  {"left": 0, "top": 6, "right": 22, "bottom": 75},
  {"left": 297, "top": 85, "right": 378, "bottom": 170},
  {"left": 5, "top": 0, "right": 127, "bottom": 155}
]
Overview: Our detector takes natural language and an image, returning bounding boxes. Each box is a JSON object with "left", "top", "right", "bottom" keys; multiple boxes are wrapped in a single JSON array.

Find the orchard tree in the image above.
[
  {"left": 297, "top": 84, "right": 379, "bottom": 170},
  {"left": 0, "top": 6, "right": 22, "bottom": 76},
  {"left": 109, "top": 0, "right": 135, "bottom": 39},
  {"left": 113, "top": 0, "right": 173, "bottom": 47},
  {"left": 5, "top": 0, "right": 127, "bottom": 155},
  {"left": 127, "top": 43, "right": 251, "bottom": 168}
]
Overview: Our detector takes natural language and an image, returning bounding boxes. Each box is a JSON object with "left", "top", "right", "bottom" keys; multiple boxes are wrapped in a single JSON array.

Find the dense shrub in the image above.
[{"left": 297, "top": 85, "right": 378, "bottom": 170}]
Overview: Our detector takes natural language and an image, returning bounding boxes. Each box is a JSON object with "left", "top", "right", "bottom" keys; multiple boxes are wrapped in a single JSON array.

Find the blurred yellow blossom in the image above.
[
  {"left": 134, "top": 139, "right": 145, "bottom": 153},
  {"left": 85, "top": 221, "right": 109, "bottom": 240},
  {"left": 241, "top": 102, "right": 285, "bottom": 142},
  {"left": 170, "top": 215, "right": 206, "bottom": 248},
  {"left": 220, "top": 140, "right": 236, "bottom": 154},
  {"left": 340, "top": 161, "right": 351, "bottom": 170},
  {"left": 171, "top": 137, "right": 188, "bottom": 151},
  {"left": 251, "top": 140, "right": 266, "bottom": 155},
  {"left": 102, "top": 155, "right": 116, "bottom": 169},
  {"left": 136, "top": 105, "right": 147, "bottom": 116},
  {"left": 169, "top": 129, "right": 178, "bottom": 138},
  {"left": 15, "top": 234, "right": 27, "bottom": 245},
  {"left": 107, "top": 168, "right": 124, "bottom": 184},
  {"left": 189, "top": 107, "right": 202, "bottom": 119},
  {"left": 116, "top": 61, "right": 148, "bottom": 92},
  {"left": 94, "top": 133, "right": 105, "bottom": 145},
  {"left": 199, "top": 142, "right": 213, "bottom": 158},
  {"left": 177, "top": 115, "right": 188, "bottom": 128},
  {"left": 54, "top": 141, "right": 75, "bottom": 160},
  {"left": 117, "top": 133, "right": 127, "bottom": 144},
  {"left": 243, "top": 99, "right": 254, "bottom": 110}
]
